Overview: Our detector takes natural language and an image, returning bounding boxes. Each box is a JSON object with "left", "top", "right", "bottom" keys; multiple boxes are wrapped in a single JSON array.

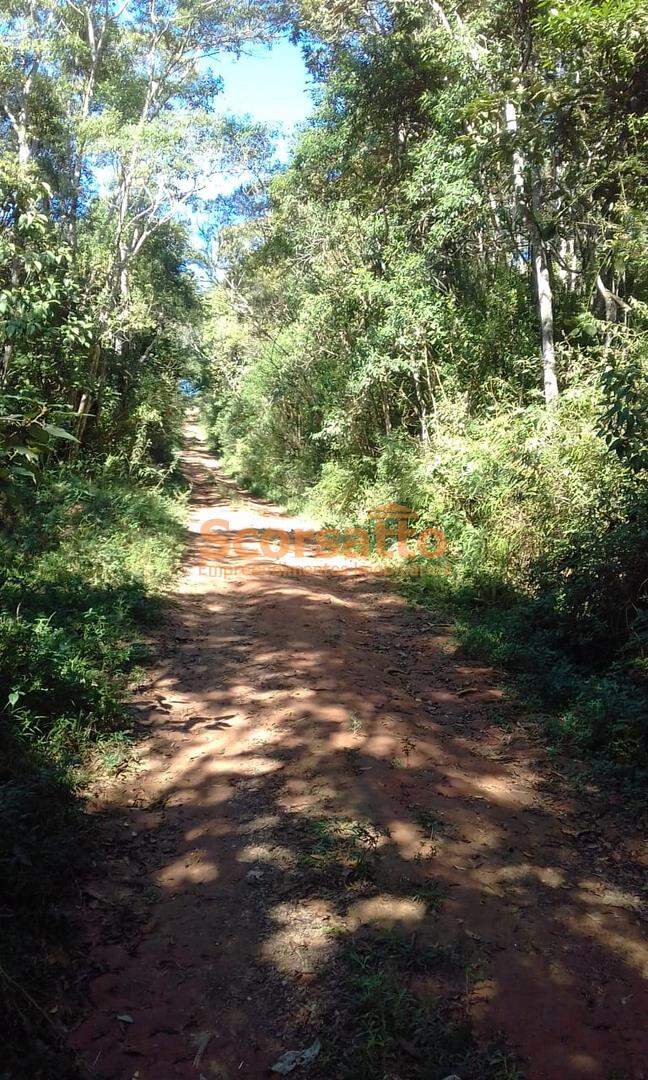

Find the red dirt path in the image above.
[{"left": 67, "top": 426, "right": 648, "bottom": 1079}]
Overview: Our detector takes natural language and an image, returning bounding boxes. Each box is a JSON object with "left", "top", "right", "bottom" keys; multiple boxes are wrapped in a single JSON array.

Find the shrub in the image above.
[{"left": 0, "top": 464, "right": 186, "bottom": 1066}]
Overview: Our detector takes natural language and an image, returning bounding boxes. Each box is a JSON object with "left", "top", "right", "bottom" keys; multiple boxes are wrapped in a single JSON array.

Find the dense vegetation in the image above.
[
  {"left": 0, "top": 473, "right": 184, "bottom": 1073},
  {"left": 203, "top": 0, "right": 648, "bottom": 772},
  {"left": 0, "top": 0, "right": 647, "bottom": 1072}
]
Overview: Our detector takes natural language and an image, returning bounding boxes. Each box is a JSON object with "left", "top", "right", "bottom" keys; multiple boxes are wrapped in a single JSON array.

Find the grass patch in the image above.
[
  {"left": 317, "top": 929, "right": 521, "bottom": 1079},
  {"left": 413, "top": 808, "right": 455, "bottom": 838},
  {"left": 398, "top": 563, "right": 648, "bottom": 788},
  {"left": 297, "top": 818, "right": 383, "bottom": 889},
  {"left": 0, "top": 464, "right": 186, "bottom": 1074},
  {"left": 409, "top": 877, "right": 448, "bottom": 913}
]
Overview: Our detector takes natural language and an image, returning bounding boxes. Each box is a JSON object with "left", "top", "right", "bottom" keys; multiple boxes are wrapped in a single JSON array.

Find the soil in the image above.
[{"left": 66, "top": 425, "right": 648, "bottom": 1079}]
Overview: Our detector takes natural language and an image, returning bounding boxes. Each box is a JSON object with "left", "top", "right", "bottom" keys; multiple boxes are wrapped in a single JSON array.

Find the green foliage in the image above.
[
  {"left": 317, "top": 930, "right": 520, "bottom": 1079},
  {"left": 0, "top": 0, "right": 280, "bottom": 478},
  {"left": 0, "top": 464, "right": 185, "bottom": 1067},
  {"left": 0, "top": 393, "right": 79, "bottom": 492},
  {"left": 0, "top": 167, "right": 91, "bottom": 376},
  {"left": 393, "top": 395, "right": 648, "bottom": 768},
  {"left": 599, "top": 325, "right": 648, "bottom": 470},
  {"left": 0, "top": 161, "right": 197, "bottom": 487},
  {"left": 298, "top": 817, "right": 382, "bottom": 885}
]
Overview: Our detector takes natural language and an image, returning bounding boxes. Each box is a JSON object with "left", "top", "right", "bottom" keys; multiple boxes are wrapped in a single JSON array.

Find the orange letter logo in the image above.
[
  {"left": 199, "top": 518, "right": 230, "bottom": 563},
  {"left": 417, "top": 528, "right": 447, "bottom": 559}
]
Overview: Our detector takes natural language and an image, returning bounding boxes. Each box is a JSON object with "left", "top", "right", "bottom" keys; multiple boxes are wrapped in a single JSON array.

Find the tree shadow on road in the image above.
[{"left": 65, "top": 439, "right": 648, "bottom": 1080}]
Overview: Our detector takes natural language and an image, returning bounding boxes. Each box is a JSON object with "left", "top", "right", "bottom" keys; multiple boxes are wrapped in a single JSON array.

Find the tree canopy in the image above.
[{"left": 0, "top": 0, "right": 282, "bottom": 477}]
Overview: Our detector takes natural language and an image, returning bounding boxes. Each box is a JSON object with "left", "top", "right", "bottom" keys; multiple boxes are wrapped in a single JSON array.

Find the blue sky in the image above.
[
  {"left": 214, "top": 38, "right": 313, "bottom": 130},
  {"left": 188, "top": 40, "right": 313, "bottom": 260},
  {"left": 95, "top": 38, "right": 312, "bottom": 269}
]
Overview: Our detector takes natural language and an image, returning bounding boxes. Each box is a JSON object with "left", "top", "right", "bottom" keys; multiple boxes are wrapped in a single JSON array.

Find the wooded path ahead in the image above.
[{"left": 69, "top": 426, "right": 647, "bottom": 1079}]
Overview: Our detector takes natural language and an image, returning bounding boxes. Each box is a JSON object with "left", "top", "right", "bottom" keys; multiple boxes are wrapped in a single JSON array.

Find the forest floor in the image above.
[{"left": 66, "top": 424, "right": 647, "bottom": 1080}]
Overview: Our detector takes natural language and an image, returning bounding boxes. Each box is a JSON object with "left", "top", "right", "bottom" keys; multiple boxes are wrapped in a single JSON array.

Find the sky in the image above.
[
  {"left": 188, "top": 39, "right": 312, "bottom": 259},
  {"left": 93, "top": 37, "right": 312, "bottom": 280},
  {"left": 214, "top": 38, "right": 313, "bottom": 131},
  {"left": 95, "top": 40, "right": 312, "bottom": 201}
]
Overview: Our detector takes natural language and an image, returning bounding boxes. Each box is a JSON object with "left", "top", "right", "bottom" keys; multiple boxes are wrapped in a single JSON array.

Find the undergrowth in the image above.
[
  {"left": 0, "top": 463, "right": 186, "bottom": 1076},
  {"left": 400, "top": 565, "right": 648, "bottom": 789},
  {"left": 317, "top": 930, "right": 521, "bottom": 1080}
]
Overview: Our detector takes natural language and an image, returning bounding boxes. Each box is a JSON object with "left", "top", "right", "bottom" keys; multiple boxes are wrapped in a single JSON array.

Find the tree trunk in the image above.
[
  {"left": 506, "top": 100, "right": 558, "bottom": 404},
  {"left": 76, "top": 338, "right": 102, "bottom": 444},
  {"left": 17, "top": 131, "right": 31, "bottom": 167},
  {"left": 531, "top": 230, "right": 558, "bottom": 402},
  {"left": 505, "top": 101, "right": 527, "bottom": 268},
  {"left": 1, "top": 343, "right": 13, "bottom": 387},
  {"left": 15, "top": 62, "right": 36, "bottom": 168}
]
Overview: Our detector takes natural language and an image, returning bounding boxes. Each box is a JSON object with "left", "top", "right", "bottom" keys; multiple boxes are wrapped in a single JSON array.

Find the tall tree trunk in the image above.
[
  {"left": 69, "top": 7, "right": 110, "bottom": 251},
  {"left": 16, "top": 61, "right": 37, "bottom": 168},
  {"left": 506, "top": 100, "right": 559, "bottom": 404},
  {"left": 531, "top": 229, "right": 558, "bottom": 402},
  {"left": 530, "top": 171, "right": 558, "bottom": 403},
  {"left": 505, "top": 101, "right": 526, "bottom": 267},
  {"left": 76, "top": 338, "right": 102, "bottom": 444},
  {"left": 595, "top": 272, "right": 631, "bottom": 347},
  {"left": 1, "top": 343, "right": 13, "bottom": 387}
]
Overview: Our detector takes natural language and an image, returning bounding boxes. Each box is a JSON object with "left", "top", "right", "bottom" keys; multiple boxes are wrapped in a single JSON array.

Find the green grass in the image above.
[
  {"left": 297, "top": 817, "right": 383, "bottom": 887},
  {"left": 413, "top": 808, "right": 457, "bottom": 839},
  {"left": 397, "top": 562, "right": 648, "bottom": 786},
  {"left": 316, "top": 930, "right": 521, "bottom": 1080},
  {"left": 0, "top": 463, "right": 186, "bottom": 1075}
]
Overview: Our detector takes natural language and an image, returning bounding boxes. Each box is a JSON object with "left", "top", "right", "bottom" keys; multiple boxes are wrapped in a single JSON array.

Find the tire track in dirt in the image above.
[{"left": 67, "top": 424, "right": 648, "bottom": 1079}]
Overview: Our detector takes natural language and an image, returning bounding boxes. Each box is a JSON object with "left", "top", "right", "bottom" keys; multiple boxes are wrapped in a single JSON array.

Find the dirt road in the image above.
[{"left": 68, "top": 426, "right": 647, "bottom": 1079}]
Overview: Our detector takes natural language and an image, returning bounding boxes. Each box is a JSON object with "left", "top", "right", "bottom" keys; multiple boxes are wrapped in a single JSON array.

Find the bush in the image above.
[
  {"left": 391, "top": 391, "right": 648, "bottom": 770},
  {"left": 0, "top": 464, "right": 186, "bottom": 1068}
]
